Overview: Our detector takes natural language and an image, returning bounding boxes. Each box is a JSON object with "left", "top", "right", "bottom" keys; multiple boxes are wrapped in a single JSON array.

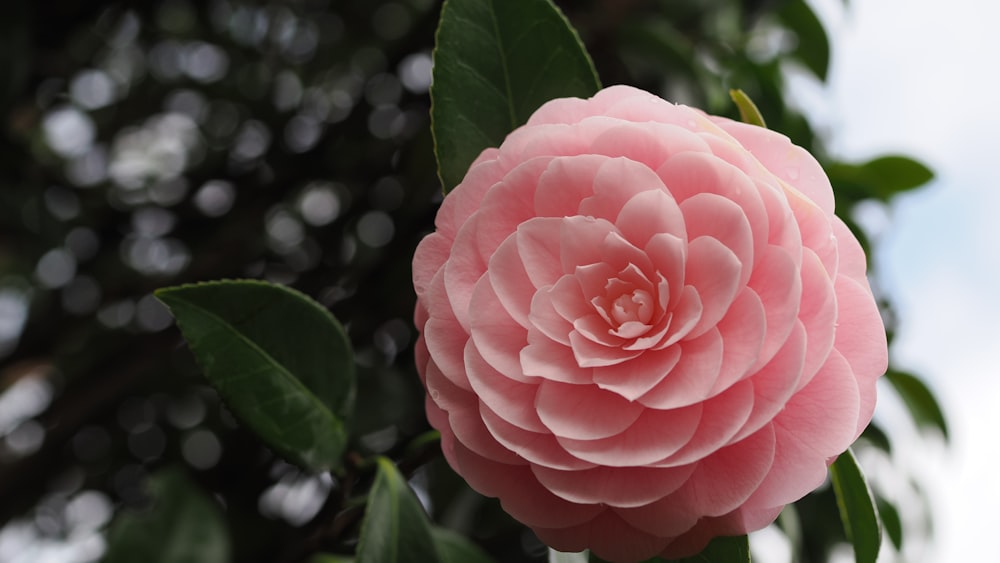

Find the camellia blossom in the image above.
[{"left": 412, "top": 85, "right": 887, "bottom": 561}]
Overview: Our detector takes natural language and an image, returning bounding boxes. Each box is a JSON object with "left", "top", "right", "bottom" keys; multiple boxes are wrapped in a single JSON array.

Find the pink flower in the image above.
[{"left": 412, "top": 85, "right": 887, "bottom": 561}]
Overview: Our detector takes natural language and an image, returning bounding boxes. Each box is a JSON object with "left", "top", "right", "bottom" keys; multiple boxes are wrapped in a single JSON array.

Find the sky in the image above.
[{"left": 809, "top": 0, "right": 1000, "bottom": 559}]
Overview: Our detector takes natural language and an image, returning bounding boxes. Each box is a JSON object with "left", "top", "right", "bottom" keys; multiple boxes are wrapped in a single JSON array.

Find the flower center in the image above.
[{"left": 611, "top": 290, "right": 654, "bottom": 325}]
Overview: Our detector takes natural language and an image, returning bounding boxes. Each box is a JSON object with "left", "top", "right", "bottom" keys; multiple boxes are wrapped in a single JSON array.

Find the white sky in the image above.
[{"left": 809, "top": 0, "right": 1000, "bottom": 559}]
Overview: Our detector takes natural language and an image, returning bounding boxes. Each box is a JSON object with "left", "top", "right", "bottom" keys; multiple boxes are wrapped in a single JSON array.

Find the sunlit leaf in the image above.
[
  {"left": 103, "top": 468, "right": 230, "bottom": 563},
  {"left": 156, "top": 279, "right": 355, "bottom": 473},
  {"left": 830, "top": 449, "right": 882, "bottom": 563},
  {"left": 431, "top": 0, "right": 601, "bottom": 192},
  {"left": 357, "top": 457, "right": 441, "bottom": 563},
  {"left": 730, "top": 89, "right": 767, "bottom": 128},
  {"left": 886, "top": 370, "right": 949, "bottom": 439}
]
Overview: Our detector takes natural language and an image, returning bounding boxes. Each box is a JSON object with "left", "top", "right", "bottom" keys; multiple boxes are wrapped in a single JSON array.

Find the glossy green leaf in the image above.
[
  {"left": 664, "top": 535, "right": 750, "bottom": 563},
  {"left": 308, "top": 556, "right": 354, "bottom": 563},
  {"left": 830, "top": 449, "right": 882, "bottom": 563},
  {"left": 778, "top": 0, "right": 830, "bottom": 80},
  {"left": 729, "top": 89, "right": 767, "bottom": 128},
  {"left": 433, "top": 527, "right": 496, "bottom": 563},
  {"left": 103, "top": 468, "right": 230, "bottom": 563},
  {"left": 357, "top": 457, "right": 441, "bottom": 563},
  {"left": 431, "top": 0, "right": 601, "bottom": 192},
  {"left": 156, "top": 280, "right": 355, "bottom": 473},
  {"left": 886, "top": 370, "right": 949, "bottom": 439}
]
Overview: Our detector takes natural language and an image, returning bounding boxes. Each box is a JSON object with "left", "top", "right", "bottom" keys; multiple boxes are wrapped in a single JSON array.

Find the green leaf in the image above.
[
  {"left": 103, "top": 468, "right": 230, "bottom": 563},
  {"left": 156, "top": 280, "right": 355, "bottom": 473},
  {"left": 777, "top": 0, "right": 831, "bottom": 80},
  {"left": 307, "top": 556, "right": 354, "bottom": 563},
  {"left": 664, "top": 535, "right": 751, "bottom": 563},
  {"left": 830, "top": 448, "right": 882, "bottom": 563},
  {"left": 875, "top": 496, "right": 903, "bottom": 551},
  {"left": 357, "top": 457, "right": 441, "bottom": 563},
  {"left": 886, "top": 370, "right": 949, "bottom": 439},
  {"left": 431, "top": 0, "right": 601, "bottom": 192},
  {"left": 432, "top": 527, "right": 496, "bottom": 563},
  {"left": 828, "top": 155, "right": 934, "bottom": 202},
  {"left": 729, "top": 89, "right": 767, "bottom": 128}
]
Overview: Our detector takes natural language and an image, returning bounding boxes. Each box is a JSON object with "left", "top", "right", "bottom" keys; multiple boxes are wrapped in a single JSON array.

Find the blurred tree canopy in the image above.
[{"left": 0, "top": 0, "right": 938, "bottom": 561}]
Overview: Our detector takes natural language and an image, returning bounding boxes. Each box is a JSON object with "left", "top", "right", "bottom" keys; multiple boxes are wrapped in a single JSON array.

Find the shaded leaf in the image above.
[
  {"left": 828, "top": 155, "right": 934, "bottom": 201},
  {"left": 777, "top": 0, "right": 830, "bottom": 80},
  {"left": 433, "top": 527, "right": 496, "bottom": 563},
  {"left": 431, "top": 0, "right": 601, "bottom": 192},
  {"left": 308, "top": 556, "right": 354, "bottom": 563},
  {"left": 886, "top": 370, "right": 949, "bottom": 439},
  {"left": 875, "top": 496, "right": 903, "bottom": 551},
  {"left": 664, "top": 535, "right": 750, "bottom": 563},
  {"left": 830, "top": 449, "right": 882, "bottom": 563},
  {"left": 730, "top": 88, "right": 767, "bottom": 128},
  {"left": 156, "top": 280, "right": 355, "bottom": 473},
  {"left": 357, "top": 457, "right": 441, "bottom": 563},
  {"left": 103, "top": 468, "right": 230, "bottom": 563}
]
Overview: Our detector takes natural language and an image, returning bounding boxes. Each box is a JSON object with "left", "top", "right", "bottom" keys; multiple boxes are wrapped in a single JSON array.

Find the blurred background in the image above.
[{"left": 0, "top": 0, "right": 957, "bottom": 561}]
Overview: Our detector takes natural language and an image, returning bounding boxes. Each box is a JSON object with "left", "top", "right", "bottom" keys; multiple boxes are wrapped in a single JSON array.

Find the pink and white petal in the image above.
[
  {"left": 710, "top": 118, "right": 835, "bottom": 215},
  {"left": 527, "top": 85, "right": 646, "bottom": 126},
  {"left": 747, "top": 244, "right": 802, "bottom": 369},
  {"left": 833, "top": 272, "right": 885, "bottom": 439},
  {"left": 797, "top": 250, "right": 838, "bottom": 387},
  {"left": 479, "top": 404, "right": 596, "bottom": 470},
  {"left": 756, "top": 178, "right": 802, "bottom": 254},
  {"left": 423, "top": 315, "right": 473, "bottom": 391},
  {"left": 833, "top": 216, "right": 870, "bottom": 285},
  {"left": 546, "top": 275, "right": 593, "bottom": 322},
  {"left": 657, "top": 150, "right": 755, "bottom": 206},
  {"left": 443, "top": 219, "right": 487, "bottom": 332},
  {"left": 574, "top": 314, "right": 626, "bottom": 347},
  {"left": 657, "top": 286, "right": 704, "bottom": 348},
  {"left": 638, "top": 329, "right": 721, "bottom": 409},
  {"left": 438, "top": 149, "right": 502, "bottom": 237},
  {"left": 834, "top": 274, "right": 888, "bottom": 384},
  {"left": 474, "top": 158, "right": 550, "bottom": 260},
  {"left": 615, "top": 188, "right": 687, "bottom": 249},
  {"left": 710, "top": 289, "right": 766, "bottom": 393},
  {"left": 465, "top": 341, "right": 546, "bottom": 432},
  {"left": 775, "top": 350, "right": 860, "bottom": 459},
  {"left": 486, "top": 235, "right": 536, "bottom": 328},
  {"left": 569, "top": 330, "right": 643, "bottom": 367},
  {"left": 614, "top": 490, "right": 702, "bottom": 538},
  {"left": 499, "top": 124, "right": 591, "bottom": 164},
  {"left": 424, "top": 357, "right": 476, "bottom": 414},
  {"left": 680, "top": 193, "right": 755, "bottom": 287},
  {"left": 589, "top": 121, "right": 710, "bottom": 171},
  {"left": 536, "top": 510, "right": 670, "bottom": 563},
  {"left": 594, "top": 345, "right": 682, "bottom": 401},
  {"left": 452, "top": 441, "right": 602, "bottom": 528},
  {"left": 579, "top": 157, "right": 669, "bottom": 220},
  {"left": 412, "top": 233, "right": 451, "bottom": 298},
  {"left": 561, "top": 216, "right": 623, "bottom": 273},
  {"left": 516, "top": 217, "right": 567, "bottom": 288},
  {"left": 534, "top": 155, "right": 606, "bottom": 217},
  {"left": 536, "top": 380, "right": 645, "bottom": 440},
  {"left": 652, "top": 379, "right": 754, "bottom": 467},
  {"left": 672, "top": 424, "right": 776, "bottom": 517},
  {"left": 645, "top": 232, "right": 688, "bottom": 307},
  {"left": 557, "top": 403, "right": 703, "bottom": 466},
  {"left": 788, "top": 188, "right": 838, "bottom": 276},
  {"left": 447, "top": 403, "right": 523, "bottom": 465},
  {"left": 532, "top": 463, "right": 696, "bottom": 509},
  {"left": 520, "top": 330, "right": 594, "bottom": 384},
  {"left": 469, "top": 279, "right": 532, "bottom": 383},
  {"left": 528, "top": 287, "right": 575, "bottom": 346},
  {"left": 599, "top": 231, "right": 655, "bottom": 278},
  {"left": 732, "top": 322, "right": 806, "bottom": 443},
  {"left": 683, "top": 236, "right": 743, "bottom": 337}
]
